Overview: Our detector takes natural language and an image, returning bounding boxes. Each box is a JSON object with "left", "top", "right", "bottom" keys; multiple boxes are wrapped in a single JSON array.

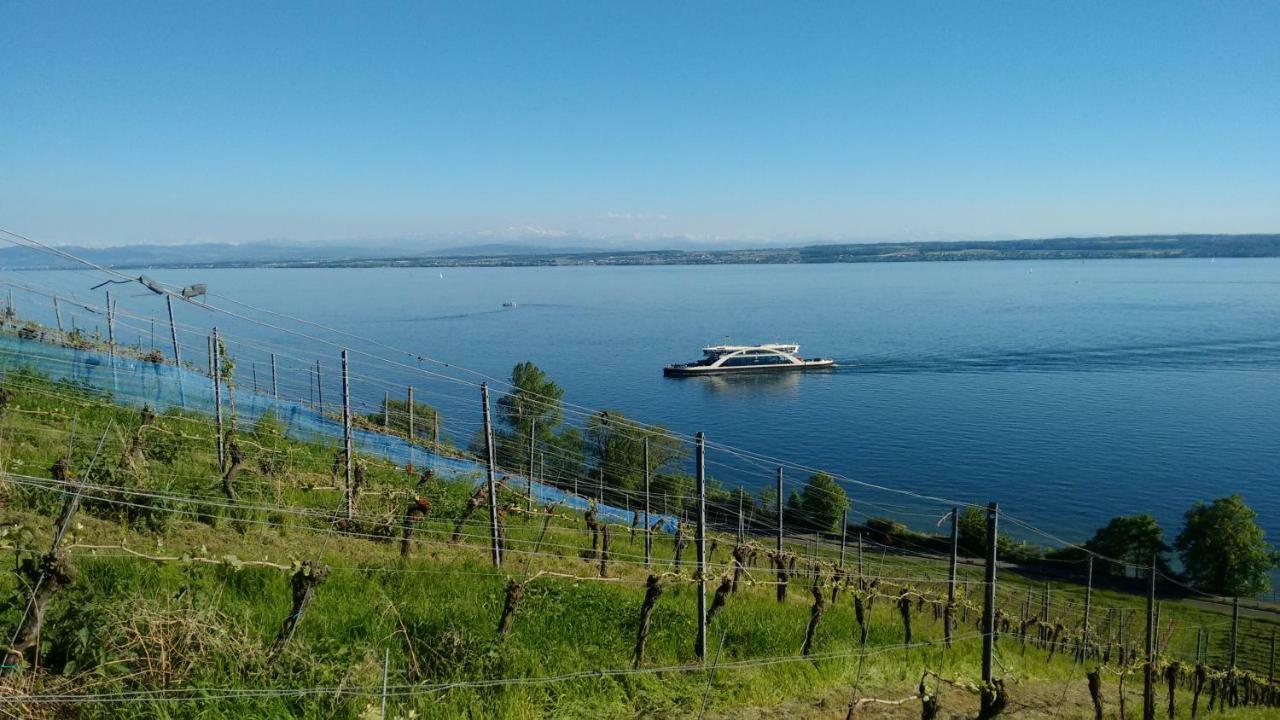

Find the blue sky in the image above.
[{"left": 2, "top": 1, "right": 1278, "bottom": 247}]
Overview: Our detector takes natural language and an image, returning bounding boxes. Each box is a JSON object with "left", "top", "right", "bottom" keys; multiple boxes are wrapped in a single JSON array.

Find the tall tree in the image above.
[
  {"left": 1175, "top": 495, "right": 1276, "bottom": 597},
  {"left": 1084, "top": 515, "right": 1172, "bottom": 577},
  {"left": 586, "top": 410, "right": 686, "bottom": 495},
  {"left": 473, "top": 362, "right": 582, "bottom": 484},
  {"left": 797, "top": 472, "right": 848, "bottom": 533}
]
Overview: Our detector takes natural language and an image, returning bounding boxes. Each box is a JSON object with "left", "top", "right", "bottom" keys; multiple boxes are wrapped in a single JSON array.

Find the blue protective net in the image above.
[{"left": 0, "top": 332, "right": 674, "bottom": 532}]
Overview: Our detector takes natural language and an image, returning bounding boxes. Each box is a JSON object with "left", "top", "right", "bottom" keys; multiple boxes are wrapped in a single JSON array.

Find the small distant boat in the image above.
[
  {"left": 502, "top": 302, "right": 518, "bottom": 308},
  {"left": 664, "top": 343, "right": 835, "bottom": 377}
]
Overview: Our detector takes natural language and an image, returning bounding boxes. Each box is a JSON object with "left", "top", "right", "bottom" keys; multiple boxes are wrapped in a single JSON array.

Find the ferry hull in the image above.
[{"left": 663, "top": 359, "right": 836, "bottom": 377}]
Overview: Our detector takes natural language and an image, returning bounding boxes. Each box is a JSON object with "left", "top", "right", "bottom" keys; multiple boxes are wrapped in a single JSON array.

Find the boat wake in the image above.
[{"left": 832, "top": 336, "right": 1280, "bottom": 375}]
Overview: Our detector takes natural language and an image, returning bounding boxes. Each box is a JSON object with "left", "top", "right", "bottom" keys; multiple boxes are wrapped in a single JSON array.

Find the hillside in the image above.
[
  {"left": 0, "top": 319, "right": 1276, "bottom": 717},
  {"left": 4, "top": 234, "right": 1280, "bottom": 271}
]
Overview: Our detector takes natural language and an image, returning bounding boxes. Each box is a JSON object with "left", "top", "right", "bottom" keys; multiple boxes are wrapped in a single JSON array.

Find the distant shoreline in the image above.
[{"left": 5, "top": 233, "right": 1280, "bottom": 271}]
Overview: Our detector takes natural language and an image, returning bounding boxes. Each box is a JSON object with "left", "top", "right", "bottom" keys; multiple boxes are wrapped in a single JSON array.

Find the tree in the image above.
[
  {"left": 497, "top": 362, "right": 565, "bottom": 470},
  {"left": 1084, "top": 515, "right": 1172, "bottom": 577},
  {"left": 956, "top": 506, "right": 1033, "bottom": 561},
  {"left": 1175, "top": 495, "right": 1276, "bottom": 597},
  {"left": 367, "top": 396, "right": 439, "bottom": 444},
  {"left": 585, "top": 410, "right": 687, "bottom": 496},
  {"left": 957, "top": 506, "right": 989, "bottom": 558},
  {"left": 472, "top": 362, "right": 582, "bottom": 487},
  {"left": 797, "top": 472, "right": 848, "bottom": 533}
]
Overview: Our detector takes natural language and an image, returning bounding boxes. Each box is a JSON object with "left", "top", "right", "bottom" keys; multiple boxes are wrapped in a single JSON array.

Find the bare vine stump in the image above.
[
  {"left": 1046, "top": 623, "right": 1064, "bottom": 662},
  {"left": 1, "top": 552, "right": 76, "bottom": 673},
  {"left": 123, "top": 404, "right": 155, "bottom": 468},
  {"left": 731, "top": 545, "right": 751, "bottom": 593},
  {"left": 801, "top": 579, "right": 826, "bottom": 656},
  {"left": 1164, "top": 662, "right": 1180, "bottom": 719},
  {"left": 1088, "top": 668, "right": 1104, "bottom": 720},
  {"left": 919, "top": 675, "right": 940, "bottom": 720},
  {"left": 269, "top": 561, "right": 329, "bottom": 662},
  {"left": 705, "top": 575, "right": 733, "bottom": 626},
  {"left": 897, "top": 589, "right": 913, "bottom": 645},
  {"left": 633, "top": 575, "right": 664, "bottom": 669},
  {"left": 584, "top": 506, "right": 601, "bottom": 561},
  {"left": 977, "top": 679, "right": 1007, "bottom": 720},
  {"left": 497, "top": 579, "right": 525, "bottom": 639},
  {"left": 854, "top": 594, "right": 869, "bottom": 645},
  {"left": 451, "top": 484, "right": 487, "bottom": 544},
  {"left": 673, "top": 520, "right": 687, "bottom": 568},
  {"left": 774, "top": 552, "right": 791, "bottom": 602},
  {"left": 400, "top": 496, "right": 432, "bottom": 558},
  {"left": 222, "top": 440, "right": 244, "bottom": 502}
]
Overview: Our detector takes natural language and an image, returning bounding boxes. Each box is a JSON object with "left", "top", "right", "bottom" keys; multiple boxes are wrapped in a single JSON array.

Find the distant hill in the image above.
[{"left": 3, "top": 234, "right": 1279, "bottom": 270}]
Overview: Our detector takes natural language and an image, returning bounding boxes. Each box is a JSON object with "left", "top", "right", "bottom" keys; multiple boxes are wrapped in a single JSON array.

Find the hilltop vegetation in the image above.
[{"left": 6, "top": 234, "right": 1280, "bottom": 271}]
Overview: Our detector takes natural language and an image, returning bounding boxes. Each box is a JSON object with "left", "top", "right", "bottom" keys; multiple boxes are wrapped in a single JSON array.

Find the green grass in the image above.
[{"left": 0, "top": 363, "right": 1275, "bottom": 719}]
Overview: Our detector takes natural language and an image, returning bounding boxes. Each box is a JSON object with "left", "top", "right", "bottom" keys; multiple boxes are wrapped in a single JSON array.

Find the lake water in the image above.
[{"left": 17, "top": 258, "right": 1280, "bottom": 551}]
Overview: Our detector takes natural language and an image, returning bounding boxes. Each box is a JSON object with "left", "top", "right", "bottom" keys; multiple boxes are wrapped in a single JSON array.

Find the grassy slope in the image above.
[{"left": 0, "top": 367, "right": 1275, "bottom": 719}]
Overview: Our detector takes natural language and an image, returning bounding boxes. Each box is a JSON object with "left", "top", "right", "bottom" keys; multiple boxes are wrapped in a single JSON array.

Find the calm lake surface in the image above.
[{"left": 26, "top": 258, "right": 1280, "bottom": 549}]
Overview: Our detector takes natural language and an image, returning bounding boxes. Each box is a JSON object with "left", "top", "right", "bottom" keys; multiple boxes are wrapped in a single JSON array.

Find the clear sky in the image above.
[{"left": 3, "top": 1, "right": 1278, "bottom": 247}]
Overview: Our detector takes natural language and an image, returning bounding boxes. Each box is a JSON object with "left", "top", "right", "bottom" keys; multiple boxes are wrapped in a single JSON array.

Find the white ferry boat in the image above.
[{"left": 663, "top": 343, "right": 836, "bottom": 377}]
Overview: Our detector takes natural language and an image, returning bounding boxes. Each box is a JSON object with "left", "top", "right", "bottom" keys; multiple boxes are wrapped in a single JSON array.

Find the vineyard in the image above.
[{"left": 0, "top": 257, "right": 1277, "bottom": 718}]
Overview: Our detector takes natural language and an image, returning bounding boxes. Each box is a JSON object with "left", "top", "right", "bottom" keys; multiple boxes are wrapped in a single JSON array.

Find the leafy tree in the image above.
[
  {"left": 783, "top": 490, "right": 804, "bottom": 529},
  {"left": 956, "top": 506, "right": 1037, "bottom": 561},
  {"left": 367, "top": 396, "right": 439, "bottom": 443},
  {"left": 957, "top": 506, "right": 989, "bottom": 557},
  {"left": 1175, "top": 495, "right": 1276, "bottom": 597},
  {"left": 498, "top": 362, "right": 565, "bottom": 470},
  {"left": 796, "top": 472, "right": 848, "bottom": 533},
  {"left": 471, "top": 362, "right": 583, "bottom": 486},
  {"left": 1083, "top": 515, "right": 1171, "bottom": 577},
  {"left": 585, "top": 410, "right": 687, "bottom": 495}
]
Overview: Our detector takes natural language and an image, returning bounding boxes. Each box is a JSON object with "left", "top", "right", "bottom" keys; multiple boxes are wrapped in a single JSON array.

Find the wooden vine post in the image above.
[
  {"left": 833, "top": 507, "right": 847, "bottom": 603},
  {"left": 105, "top": 289, "right": 116, "bottom": 358},
  {"left": 527, "top": 417, "right": 536, "bottom": 513},
  {"left": 1081, "top": 554, "right": 1093, "bottom": 662},
  {"left": 481, "top": 383, "right": 502, "bottom": 567},
  {"left": 1143, "top": 553, "right": 1156, "bottom": 720},
  {"left": 212, "top": 329, "right": 225, "bottom": 471},
  {"left": 775, "top": 465, "right": 784, "bottom": 602},
  {"left": 164, "top": 295, "right": 187, "bottom": 408},
  {"left": 341, "top": 350, "right": 354, "bottom": 521},
  {"left": 599, "top": 524, "right": 611, "bottom": 577},
  {"left": 694, "top": 431, "right": 708, "bottom": 660},
  {"left": 1229, "top": 596, "right": 1239, "bottom": 669},
  {"left": 643, "top": 435, "right": 652, "bottom": 567},
  {"left": 270, "top": 353, "right": 278, "bottom": 415},
  {"left": 979, "top": 501, "right": 1004, "bottom": 719},
  {"left": 946, "top": 504, "right": 959, "bottom": 648}
]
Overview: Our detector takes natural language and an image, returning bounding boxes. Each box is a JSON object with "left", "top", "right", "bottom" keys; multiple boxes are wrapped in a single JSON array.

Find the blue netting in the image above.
[{"left": 0, "top": 332, "right": 673, "bottom": 531}]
